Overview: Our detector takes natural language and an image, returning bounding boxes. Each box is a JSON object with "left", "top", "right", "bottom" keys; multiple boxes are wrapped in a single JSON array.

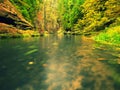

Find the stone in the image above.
[{"left": 0, "top": 0, "right": 33, "bottom": 30}]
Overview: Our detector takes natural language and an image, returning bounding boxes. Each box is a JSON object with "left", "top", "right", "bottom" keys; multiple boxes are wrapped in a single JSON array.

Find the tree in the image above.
[
  {"left": 40, "top": 0, "right": 59, "bottom": 33},
  {"left": 58, "top": 0, "right": 84, "bottom": 32},
  {"left": 74, "top": 0, "right": 120, "bottom": 33}
]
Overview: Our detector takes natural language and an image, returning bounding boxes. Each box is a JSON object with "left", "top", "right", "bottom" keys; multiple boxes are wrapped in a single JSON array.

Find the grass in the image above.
[{"left": 94, "top": 26, "right": 120, "bottom": 46}]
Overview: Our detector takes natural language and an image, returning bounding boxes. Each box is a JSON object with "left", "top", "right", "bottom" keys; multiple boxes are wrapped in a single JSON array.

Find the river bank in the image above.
[
  {"left": 0, "top": 29, "right": 40, "bottom": 39},
  {"left": 93, "top": 26, "right": 120, "bottom": 46}
]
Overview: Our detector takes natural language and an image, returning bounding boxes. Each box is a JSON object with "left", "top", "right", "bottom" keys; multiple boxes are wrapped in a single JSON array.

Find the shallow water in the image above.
[{"left": 0, "top": 35, "right": 120, "bottom": 90}]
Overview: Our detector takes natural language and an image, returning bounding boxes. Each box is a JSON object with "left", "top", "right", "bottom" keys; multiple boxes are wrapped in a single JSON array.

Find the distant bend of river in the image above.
[{"left": 0, "top": 35, "right": 120, "bottom": 90}]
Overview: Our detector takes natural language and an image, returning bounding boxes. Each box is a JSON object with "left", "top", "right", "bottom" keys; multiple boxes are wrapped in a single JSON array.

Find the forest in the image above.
[
  {"left": 1, "top": 0, "right": 120, "bottom": 90},
  {"left": 0, "top": 0, "right": 120, "bottom": 45}
]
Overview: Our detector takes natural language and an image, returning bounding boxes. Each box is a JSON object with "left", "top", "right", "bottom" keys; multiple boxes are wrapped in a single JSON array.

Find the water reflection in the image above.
[
  {"left": 0, "top": 36, "right": 120, "bottom": 90},
  {"left": 44, "top": 36, "right": 118, "bottom": 90}
]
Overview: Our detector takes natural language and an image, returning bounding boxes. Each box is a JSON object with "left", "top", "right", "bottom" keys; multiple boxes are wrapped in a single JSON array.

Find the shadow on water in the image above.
[{"left": 0, "top": 35, "right": 120, "bottom": 90}]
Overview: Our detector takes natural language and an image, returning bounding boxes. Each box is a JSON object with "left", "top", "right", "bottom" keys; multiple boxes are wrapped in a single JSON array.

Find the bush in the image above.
[
  {"left": 73, "top": 0, "right": 120, "bottom": 34},
  {"left": 94, "top": 26, "right": 120, "bottom": 45}
]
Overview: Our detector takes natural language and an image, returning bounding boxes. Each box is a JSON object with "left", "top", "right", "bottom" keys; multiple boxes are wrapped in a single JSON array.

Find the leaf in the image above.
[
  {"left": 28, "top": 61, "right": 34, "bottom": 65},
  {"left": 25, "top": 49, "right": 38, "bottom": 55}
]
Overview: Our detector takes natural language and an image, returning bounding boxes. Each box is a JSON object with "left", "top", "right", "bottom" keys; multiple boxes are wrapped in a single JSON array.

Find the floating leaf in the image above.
[
  {"left": 25, "top": 49, "right": 38, "bottom": 55},
  {"left": 42, "top": 64, "right": 48, "bottom": 67},
  {"left": 97, "top": 58, "right": 106, "bottom": 61},
  {"left": 28, "top": 61, "right": 34, "bottom": 65}
]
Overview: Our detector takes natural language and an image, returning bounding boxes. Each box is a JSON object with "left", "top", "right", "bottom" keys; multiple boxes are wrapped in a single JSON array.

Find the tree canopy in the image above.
[
  {"left": 73, "top": 0, "right": 120, "bottom": 34},
  {"left": 9, "top": 0, "right": 120, "bottom": 34}
]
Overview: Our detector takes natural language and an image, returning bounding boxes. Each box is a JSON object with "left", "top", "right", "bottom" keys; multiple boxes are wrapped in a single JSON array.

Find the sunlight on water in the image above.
[
  {"left": 0, "top": 35, "right": 120, "bottom": 90},
  {"left": 42, "top": 36, "right": 116, "bottom": 90}
]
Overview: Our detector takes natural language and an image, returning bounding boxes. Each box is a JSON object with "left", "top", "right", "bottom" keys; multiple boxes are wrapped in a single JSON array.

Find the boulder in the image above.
[
  {"left": 0, "top": 0, "right": 33, "bottom": 30},
  {"left": 0, "top": 23, "right": 19, "bottom": 34}
]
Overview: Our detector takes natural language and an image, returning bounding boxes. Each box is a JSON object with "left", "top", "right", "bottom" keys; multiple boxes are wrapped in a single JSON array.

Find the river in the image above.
[{"left": 0, "top": 35, "right": 120, "bottom": 90}]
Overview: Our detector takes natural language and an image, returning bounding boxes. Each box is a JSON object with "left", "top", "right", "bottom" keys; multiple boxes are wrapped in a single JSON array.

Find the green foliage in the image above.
[
  {"left": 94, "top": 26, "right": 120, "bottom": 45},
  {"left": 10, "top": 0, "right": 85, "bottom": 32},
  {"left": 0, "top": 0, "right": 4, "bottom": 3},
  {"left": 58, "top": 0, "right": 84, "bottom": 31},
  {"left": 74, "top": 0, "right": 120, "bottom": 33},
  {"left": 9, "top": 0, "right": 120, "bottom": 37}
]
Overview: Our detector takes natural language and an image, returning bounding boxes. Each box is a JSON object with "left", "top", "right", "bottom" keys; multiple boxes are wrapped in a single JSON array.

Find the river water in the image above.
[{"left": 0, "top": 35, "right": 120, "bottom": 90}]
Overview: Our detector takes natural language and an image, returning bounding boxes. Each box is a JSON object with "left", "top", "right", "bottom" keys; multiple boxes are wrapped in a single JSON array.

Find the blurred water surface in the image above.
[{"left": 0, "top": 35, "right": 120, "bottom": 90}]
